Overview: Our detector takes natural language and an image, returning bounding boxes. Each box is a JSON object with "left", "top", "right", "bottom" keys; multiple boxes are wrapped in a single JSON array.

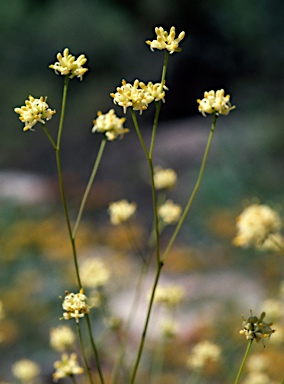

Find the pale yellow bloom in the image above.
[
  {"left": 197, "top": 89, "right": 235, "bottom": 116},
  {"left": 53, "top": 353, "right": 84, "bottom": 381},
  {"left": 62, "top": 289, "right": 90, "bottom": 323},
  {"left": 80, "top": 257, "right": 110, "bottom": 288},
  {"left": 154, "top": 166, "right": 177, "bottom": 190},
  {"left": 110, "top": 79, "right": 167, "bottom": 114},
  {"left": 158, "top": 200, "right": 182, "bottom": 224},
  {"left": 12, "top": 359, "right": 40, "bottom": 383},
  {"left": 49, "top": 48, "right": 88, "bottom": 80},
  {"left": 92, "top": 109, "right": 129, "bottom": 140},
  {"left": 146, "top": 26, "right": 185, "bottom": 54},
  {"left": 233, "top": 204, "right": 282, "bottom": 249},
  {"left": 50, "top": 325, "right": 76, "bottom": 352},
  {"left": 242, "top": 372, "right": 276, "bottom": 384},
  {"left": 153, "top": 284, "right": 185, "bottom": 307},
  {"left": 160, "top": 318, "right": 178, "bottom": 339},
  {"left": 186, "top": 340, "right": 221, "bottom": 371},
  {"left": 246, "top": 354, "right": 269, "bottom": 372},
  {"left": 108, "top": 199, "right": 137, "bottom": 225},
  {"left": 14, "top": 95, "right": 56, "bottom": 131}
]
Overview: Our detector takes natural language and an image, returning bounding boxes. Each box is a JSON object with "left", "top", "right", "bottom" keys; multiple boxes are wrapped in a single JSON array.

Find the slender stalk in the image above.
[
  {"left": 72, "top": 138, "right": 107, "bottom": 238},
  {"left": 76, "top": 322, "right": 95, "bottom": 384},
  {"left": 149, "top": 51, "right": 169, "bottom": 158},
  {"left": 161, "top": 113, "right": 217, "bottom": 262},
  {"left": 41, "top": 124, "right": 57, "bottom": 150},
  {"left": 85, "top": 314, "right": 105, "bottom": 384},
  {"left": 55, "top": 75, "right": 82, "bottom": 288},
  {"left": 69, "top": 375, "right": 78, "bottom": 384},
  {"left": 234, "top": 339, "right": 253, "bottom": 384},
  {"left": 129, "top": 261, "right": 164, "bottom": 384}
]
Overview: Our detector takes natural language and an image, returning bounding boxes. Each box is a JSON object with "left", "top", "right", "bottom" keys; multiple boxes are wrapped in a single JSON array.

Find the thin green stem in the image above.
[
  {"left": 72, "top": 138, "right": 107, "bottom": 239},
  {"left": 54, "top": 75, "right": 82, "bottom": 288},
  {"left": 85, "top": 314, "right": 105, "bottom": 384},
  {"left": 161, "top": 113, "right": 218, "bottom": 262},
  {"left": 149, "top": 51, "right": 169, "bottom": 158},
  {"left": 76, "top": 322, "right": 95, "bottom": 384},
  {"left": 41, "top": 123, "right": 57, "bottom": 150},
  {"left": 129, "top": 261, "right": 164, "bottom": 384},
  {"left": 234, "top": 339, "right": 254, "bottom": 384},
  {"left": 130, "top": 109, "right": 149, "bottom": 158}
]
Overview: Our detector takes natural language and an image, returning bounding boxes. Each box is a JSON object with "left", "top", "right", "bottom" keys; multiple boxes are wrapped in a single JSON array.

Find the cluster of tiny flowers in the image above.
[
  {"left": 50, "top": 325, "right": 76, "bottom": 352},
  {"left": 110, "top": 79, "right": 168, "bottom": 114},
  {"left": 154, "top": 166, "right": 177, "bottom": 190},
  {"left": 197, "top": 89, "right": 235, "bottom": 116},
  {"left": 186, "top": 340, "right": 222, "bottom": 371},
  {"left": 80, "top": 257, "right": 110, "bottom": 288},
  {"left": 53, "top": 353, "right": 84, "bottom": 382},
  {"left": 146, "top": 26, "right": 185, "bottom": 54},
  {"left": 243, "top": 354, "right": 276, "bottom": 384},
  {"left": 12, "top": 359, "right": 40, "bottom": 383},
  {"left": 62, "top": 289, "right": 90, "bottom": 323},
  {"left": 233, "top": 203, "right": 282, "bottom": 249},
  {"left": 14, "top": 96, "right": 56, "bottom": 131},
  {"left": 108, "top": 200, "right": 137, "bottom": 225},
  {"left": 49, "top": 48, "right": 88, "bottom": 80},
  {"left": 158, "top": 200, "right": 182, "bottom": 224},
  {"left": 92, "top": 109, "right": 129, "bottom": 141},
  {"left": 153, "top": 284, "right": 185, "bottom": 308},
  {"left": 239, "top": 312, "right": 275, "bottom": 343}
]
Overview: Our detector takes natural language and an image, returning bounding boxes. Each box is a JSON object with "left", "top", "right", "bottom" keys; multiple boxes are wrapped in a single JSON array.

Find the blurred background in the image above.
[{"left": 1, "top": 0, "right": 284, "bottom": 382}]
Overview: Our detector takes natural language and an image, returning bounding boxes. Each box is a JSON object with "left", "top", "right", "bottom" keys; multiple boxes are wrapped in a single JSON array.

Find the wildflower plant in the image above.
[{"left": 11, "top": 25, "right": 281, "bottom": 384}]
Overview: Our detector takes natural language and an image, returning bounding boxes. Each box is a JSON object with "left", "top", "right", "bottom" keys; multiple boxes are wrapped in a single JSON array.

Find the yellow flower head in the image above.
[
  {"left": 110, "top": 79, "right": 168, "bottom": 114},
  {"left": 239, "top": 311, "right": 275, "bottom": 344},
  {"left": 92, "top": 109, "right": 129, "bottom": 140},
  {"left": 197, "top": 89, "right": 235, "bottom": 117},
  {"left": 158, "top": 200, "right": 182, "bottom": 225},
  {"left": 53, "top": 353, "right": 84, "bottom": 382},
  {"left": 49, "top": 48, "right": 88, "bottom": 80},
  {"left": 50, "top": 325, "right": 76, "bottom": 352},
  {"left": 108, "top": 199, "right": 137, "bottom": 225},
  {"left": 12, "top": 359, "right": 40, "bottom": 382},
  {"left": 154, "top": 166, "right": 177, "bottom": 190},
  {"left": 62, "top": 289, "right": 90, "bottom": 323},
  {"left": 14, "top": 95, "right": 56, "bottom": 131},
  {"left": 186, "top": 340, "right": 222, "bottom": 371},
  {"left": 146, "top": 26, "right": 185, "bottom": 54}
]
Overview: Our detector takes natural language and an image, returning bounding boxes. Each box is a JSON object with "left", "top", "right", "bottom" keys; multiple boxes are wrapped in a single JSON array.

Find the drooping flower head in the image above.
[
  {"left": 62, "top": 289, "right": 90, "bottom": 323},
  {"left": 197, "top": 89, "right": 235, "bottom": 117},
  {"left": 14, "top": 95, "right": 56, "bottom": 131},
  {"left": 53, "top": 353, "right": 84, "bottom": 382},
  {"left": 108, "top": 199, "right": 137, "bottom": 225},
  {"left": 146, "top": 26, "right": 185, "bottom": 54},
  {"left": 92, "top": 109, "right": 129, "bottom": 140},
  {"left": 110, "top": 79, "right": 168, "bottom": 114},
  {"left": 239, "top": 311, "right": 275, "bottom": 344},
  {"left": 49, "top": 48, "right": 88, "bottom": 80},
  {"left": 233, "top": 203, "right": 282, "bottom": 249}
]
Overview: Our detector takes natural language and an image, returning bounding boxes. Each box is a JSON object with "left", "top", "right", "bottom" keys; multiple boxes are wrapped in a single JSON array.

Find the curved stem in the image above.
[
  {"left": 234, "top": 339, "right": 253, "bottom": 384},
  {"left": 76, "top": 322, "right": 95, "bottom": 384},
  {"left": 161, "top": 113, "right": 217, "bottom": 262},
  {"left": 85, "top": 314, "right": 105, "bottom": 384},
  {"left": 72, "top": 138, "right": 107, "bottom": 238},
  {"left": 41, "top": 124, "right": 57, "bottom": 149}
]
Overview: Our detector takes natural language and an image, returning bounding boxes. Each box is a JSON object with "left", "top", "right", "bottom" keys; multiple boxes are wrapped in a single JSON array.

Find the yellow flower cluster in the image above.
[
  {"left": 108, "top": 199, "right": 137, "bottom": 225},
  {"left": 239, "top": 312, "right": 275, "bottom": 343},
  {"left": 197, "top": 89, "right": 235, "bottom": 116},
  {"left": 53, "top": 353, "right": 84, "bottom": 381},
  {"left": 154, "top": 166, "right": 177, "bottom": 190},
  {"left": 92, "top": 109, "right": 129, "bottom": 141},
  {"left": 146, "top": 26, "right": 185, "bottom": 54},
  {"left": 49, "top": 48, "right": 88, "bottom": 80},
  {"left": 50, "top": 325, "right": 76, "bottom": 352},
  {"left": 14, "top": 95, "right": 56, "bottom": 131},
  {"left": 80, "top": 257, "right": 110, "bottom": 288},
  {"left": 154, "top": 284, "right": 185, "bottom": 308},
  {"left": 110, "top": 79, "right": 168, "bottom": 114},
  {"left": 233, "top": 203, "right": 282, "bottom": 249},
  {"left": 186, "top": 340, "right": 221, "bottom": 371},
  {"left": 62, "top": 289, "right": 90, "bottom": 323},
  {"left": 12, "top": 359, "right": 40, "bottom": 382},
  {"left": 158, "top": 200, "right": 182, "bottom": 224}
]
